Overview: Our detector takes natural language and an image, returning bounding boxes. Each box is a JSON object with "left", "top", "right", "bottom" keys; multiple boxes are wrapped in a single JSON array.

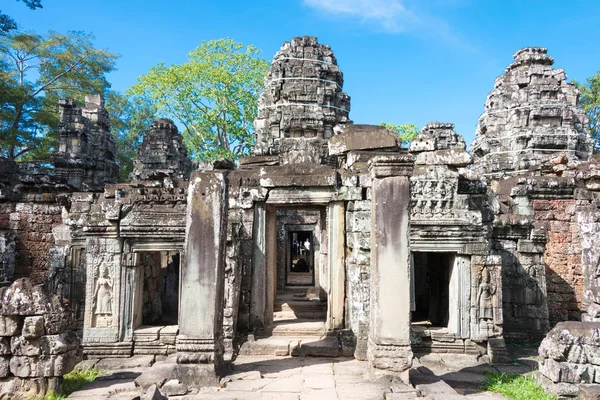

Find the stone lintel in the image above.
[
  {"left": 329, "top": 124, "right": 399, "bottom": 156},
  {"left": 368, "top": 154, "right": 414, "bottom": 179},
  {"left": 259, "top": 164, "right": 337, "bottom": 187},
  {"left": 266, "top": 188, "right": 336, "bottom": 204},
  {"left": 238, "top": 155, "right": 279, "bottom": 167}
]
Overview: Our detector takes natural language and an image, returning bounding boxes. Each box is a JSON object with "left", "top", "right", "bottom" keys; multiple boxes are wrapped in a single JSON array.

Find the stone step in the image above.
[
  {"left": 273, "top": 309, "right": 327, "bottom": 321},
  {"left": 239, "top": 336, "right": 340, "bottom": 357},
  {"left": 258, "top": 320, "right": 328, "bottom": 337}
]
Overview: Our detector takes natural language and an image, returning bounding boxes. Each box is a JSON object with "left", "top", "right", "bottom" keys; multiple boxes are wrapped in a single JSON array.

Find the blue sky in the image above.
[{"left": 4, "top": 0, "right": 600, "bottom": 145}]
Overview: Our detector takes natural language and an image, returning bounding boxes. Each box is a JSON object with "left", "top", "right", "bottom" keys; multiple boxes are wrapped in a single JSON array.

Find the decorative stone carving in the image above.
[
  {"left": 471, "top": 47, "right": 594, "bottom": 177},
  {"left": 130, "top": 119, "right": 192, "bottom": 181},
  {"left": 253, "top": 36, "right": 351, "bottom": 165},
  {"left": 92, "top": 267, "right": 113, "bottom": 316},
  {"left": 51, "top": 95, "right": 119, "bottom": 190}
]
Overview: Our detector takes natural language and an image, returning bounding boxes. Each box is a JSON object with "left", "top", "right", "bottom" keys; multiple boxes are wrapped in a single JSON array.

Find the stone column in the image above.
[
  {"left": 328, "top": 201, "right": 345, "bottom": 330},
  {"left": 250, "top": 202, "right": 267, "bottom": 331},
  {"left": 367, "top": 154, "right": 414, "bottom": 378},
  {"left": 176, "top": 171, "right": 228, "bottom": 385}
]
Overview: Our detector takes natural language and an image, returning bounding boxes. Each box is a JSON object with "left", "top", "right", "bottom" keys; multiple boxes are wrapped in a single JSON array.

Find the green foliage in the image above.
[
  {"left": 0, "top": 0, "right": 42, "bottom": 36},
  {"left": 482, "top": 372, "right": 556, "bottom": 400},
  {"left": 574, "top": 71, "right": 600, "bottom": 150},
  {"left": 0, "top": 30, "right": 118, "bottom": 160},
  {"left": 105, "top": 91, "right": 157, "bottom": 181},
  {"left": 128, "top": 38, "right": 270, "bottom": 161},
  {"left": 37, "top": 368, "right": 101, "bottom": 400},
  {"left": 379, "top": 122, "right": 420, "bottom": 147}
]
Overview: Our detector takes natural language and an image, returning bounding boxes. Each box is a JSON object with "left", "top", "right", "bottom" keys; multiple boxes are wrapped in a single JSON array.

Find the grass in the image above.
[
  {"left": 482, "top": 372, "right": 556, "bottom": 400},
  {"left": 40, "top": 368, "right": 101, "bottom": 400}
]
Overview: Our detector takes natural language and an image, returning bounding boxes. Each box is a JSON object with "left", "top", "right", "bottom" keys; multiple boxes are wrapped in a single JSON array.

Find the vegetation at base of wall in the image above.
[
  {"left": 39, "top": 368, "right": 101, "bottom": 400},
  {"left": 482, "top": 372, "right": 556, "bottom": 400}
]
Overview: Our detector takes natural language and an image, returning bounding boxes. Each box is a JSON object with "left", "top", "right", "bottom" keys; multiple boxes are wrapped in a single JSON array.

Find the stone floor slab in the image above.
[{"left": 96, "top": 355, "right": 155, "bottom": 371}]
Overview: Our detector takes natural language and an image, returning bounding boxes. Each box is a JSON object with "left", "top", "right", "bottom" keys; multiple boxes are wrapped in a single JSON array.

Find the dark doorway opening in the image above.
[
  {"left": 286, "top": 231, "right": 314, "bottom": 287},
  {"left": 413, "top": 252, "right": 452, "bottom": 327},
  {"left": 140, "top": 251, "right": 179, "bottom": 325}
]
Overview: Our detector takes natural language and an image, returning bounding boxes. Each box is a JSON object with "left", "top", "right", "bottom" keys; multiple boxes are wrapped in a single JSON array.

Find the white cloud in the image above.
[
  {"left": 302, "top": 0, "right": 421, "bottom": 33},
  {"left": 302, "top": 0, "right": 473, "bottom": 51}
]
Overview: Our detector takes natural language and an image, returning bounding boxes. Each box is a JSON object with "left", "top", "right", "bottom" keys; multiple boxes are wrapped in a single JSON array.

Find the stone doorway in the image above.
[
  {"left": 131, "top": 250, "right": 180, "bottom": 356},
  {"left": 412, "top": 252, "right": 453, "bottom": 328},
  {"left": 137, "top": 251, "right": 180, "bottom": 326},
  {"left": 286, "top": 230, "right": 315, "bottom": 287}
]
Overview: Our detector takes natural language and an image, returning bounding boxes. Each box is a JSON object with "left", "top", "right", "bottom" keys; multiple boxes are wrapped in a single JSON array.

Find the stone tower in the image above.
[
  {"left": 51, "top": 95, "right": 119, "bottom": 190},
  {"left": 253, "top": 36, "right": 351, "bottom": 164},
  {"left": 130, "top": 118, "right": 192, "bottom": 181},
  {"left": 470, "top": 47, "right": 593, "bottom": 177}
]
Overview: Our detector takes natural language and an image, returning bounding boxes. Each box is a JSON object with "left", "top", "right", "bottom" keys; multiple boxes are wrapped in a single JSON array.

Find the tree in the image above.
[
  {"left": 574, "top": 71, "right": 600, "bottom": 150},
  {"left": 1, "top": 0, "right": 42, "bottom": 35},
  {"left": 379, "top": 122, "right": 420, "bottom": 147},
  {"left": 105, "top": 91, "right": 157, "bottom": 181},
  {"left": 0, "top": 31, "right": 118, "bottom": 160},
  {"left": 128, "top": 38, "right": 270, "bottom": 161}
]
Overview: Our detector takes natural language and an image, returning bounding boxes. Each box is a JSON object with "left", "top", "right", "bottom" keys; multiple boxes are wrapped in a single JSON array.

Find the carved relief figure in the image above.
[
  {"left": 477, "top": 268, "right": 495, "bottom": 322},
  {"left": 93, "top": 267, "right": 113, "bottom": 315}
]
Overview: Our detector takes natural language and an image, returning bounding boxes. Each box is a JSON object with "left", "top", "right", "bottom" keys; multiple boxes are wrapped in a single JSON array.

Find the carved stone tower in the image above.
[
  {"left": 130, "top": 118, "right": 192, "bottom": 181},
  {"left": 253, "top": 36, "right": 351, "bottom": 164},
  {"left": 471, "top": 47, "right": 593, "bottom": 177},
  {"left": 52, "top": 95, "right": 119, "bottom": 190}
]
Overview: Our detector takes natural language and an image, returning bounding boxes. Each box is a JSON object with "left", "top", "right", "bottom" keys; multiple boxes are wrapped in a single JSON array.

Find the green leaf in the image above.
[{"left": 127, "top": 38, "right": 269, "bottom": 161}]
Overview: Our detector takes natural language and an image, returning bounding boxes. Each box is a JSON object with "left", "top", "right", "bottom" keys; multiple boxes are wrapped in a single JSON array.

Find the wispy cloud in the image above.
[{"left": 301, "top": 0, "right": 473, "bottom": 51}]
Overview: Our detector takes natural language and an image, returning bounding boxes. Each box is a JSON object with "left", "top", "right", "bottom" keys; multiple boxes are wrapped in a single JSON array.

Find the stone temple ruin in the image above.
[{"left": 1, "top": 37, "right": 600, "bottom": 397}]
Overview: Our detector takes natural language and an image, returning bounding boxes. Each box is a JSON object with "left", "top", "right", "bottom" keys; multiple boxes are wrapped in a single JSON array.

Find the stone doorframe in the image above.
[
  {"left": 121, "top": 240, "right": 185, "bottom": 341},
  {"left": 250, "top": 190, "right": 346, "bottom": 332},
  {"left": 410, "top": 242, "right": 471, "bottom": 339}
]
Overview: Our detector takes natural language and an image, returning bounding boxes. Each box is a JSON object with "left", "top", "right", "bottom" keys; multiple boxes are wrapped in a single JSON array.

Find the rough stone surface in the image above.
[
  {"left": 0, "top": 278, "right": 81, "bottom": 399},
  {"left": 471, "top": 47, "right": 593, "bottom": 177},
  {"left": 130, "top": 118, "right": 192, "bottom": 181},
  {"left": 253, "top": 36, "right": 350, "bottom": 164}
]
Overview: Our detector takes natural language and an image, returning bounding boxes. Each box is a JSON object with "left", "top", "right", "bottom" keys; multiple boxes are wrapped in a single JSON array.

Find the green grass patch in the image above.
[
  {"left": 482, "top": 372, "right": 556, "bottom": 400},
  {"left": 41, "top": 368, "right": 101, "bottom": 400}
]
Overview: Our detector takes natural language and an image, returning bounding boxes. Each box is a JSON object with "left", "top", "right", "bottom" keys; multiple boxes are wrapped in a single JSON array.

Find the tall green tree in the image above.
[
  {"left": 1, "top": 0, "right": 42, "bottom": 35},
  {"left": 128, "top": 38, "right": 270, "bottom": 161},
  {"left": 379, "top": 122, "right": 420, "bottom": 147},
  {"left": 105, "top": 91, "right": 157, "bottom": 181},
  {"left": 0, "top": 31, "right": 118, "bottom": 160},
  {"left": 575, "top": 71, "right": 600, "bottom": 150}
]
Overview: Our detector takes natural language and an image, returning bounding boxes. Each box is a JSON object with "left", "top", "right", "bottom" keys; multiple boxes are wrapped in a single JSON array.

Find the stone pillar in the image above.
[
  {"left": 328, "top": 201, "right": 345, "bottom": 330},
  {"left": 250, "top": 202, "right": 267, "bottom": 331},
  {"left": 367, "top": 154, "right": 414, "bottom": 377},
  {"left": 176, "top": 171, "right": 228, "bottom": 384}
]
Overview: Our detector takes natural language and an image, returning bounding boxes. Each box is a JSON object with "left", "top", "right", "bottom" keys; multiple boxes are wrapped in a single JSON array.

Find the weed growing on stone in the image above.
[
  {"left": 482, "top": 372, "right": 555, "bottom": 400},
  {"left": 42, "top": 368, "right": 101, "bottom": 400}
]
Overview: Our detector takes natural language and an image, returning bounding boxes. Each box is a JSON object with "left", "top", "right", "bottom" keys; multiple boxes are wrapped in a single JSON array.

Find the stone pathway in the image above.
[{"left": 67, "top": 353, "right": 527, "bottom": 399}]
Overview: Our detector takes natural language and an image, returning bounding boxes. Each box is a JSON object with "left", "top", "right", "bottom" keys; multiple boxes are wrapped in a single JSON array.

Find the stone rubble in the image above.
[{"left": 0, "top": 278, "right": 81, "bottom": 399}]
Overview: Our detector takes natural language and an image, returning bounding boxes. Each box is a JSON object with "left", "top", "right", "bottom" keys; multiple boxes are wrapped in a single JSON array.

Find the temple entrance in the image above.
[
  {"left": 272, "top": 208, "right": 327, "bottom": 337},
  {"left": 137, "top": 251, "right": 180, "bottom": 326},
  {"left": 131, "top": 250, "right": 180, "bottom": 355},
  {"left": 412, "top": 252, "right": 452, "bottom": 327}
]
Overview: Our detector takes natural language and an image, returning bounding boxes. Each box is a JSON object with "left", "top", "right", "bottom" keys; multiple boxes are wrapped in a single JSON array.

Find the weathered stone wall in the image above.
[
  {"left": 0, "top": 278, "right": 81, "bottom": 399},
  {"left": 533, "top": 199, "right": 584, "bottom": 325},
  {"left": 0, "top": 199, "right": 64, "bottom": 285}
]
